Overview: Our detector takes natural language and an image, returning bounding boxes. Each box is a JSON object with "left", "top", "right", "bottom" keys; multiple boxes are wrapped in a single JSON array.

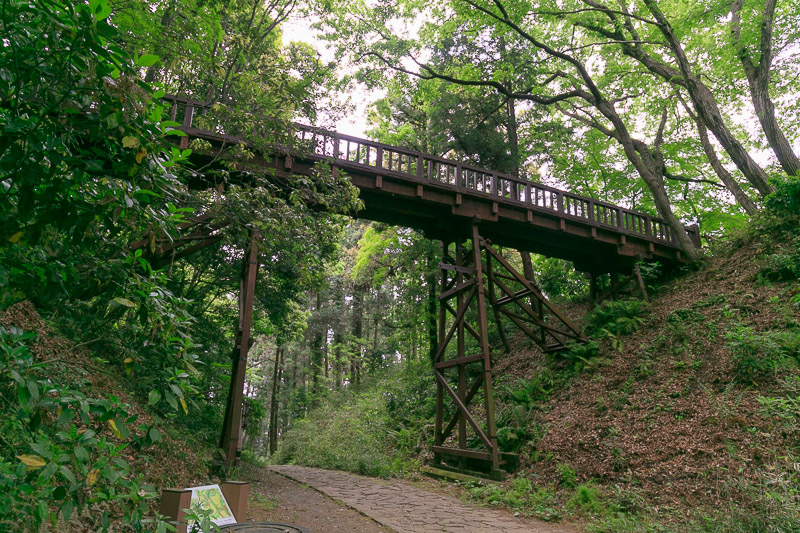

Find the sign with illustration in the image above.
[{"left": 188, "top": 484, "right": 238, "bottom": 526}]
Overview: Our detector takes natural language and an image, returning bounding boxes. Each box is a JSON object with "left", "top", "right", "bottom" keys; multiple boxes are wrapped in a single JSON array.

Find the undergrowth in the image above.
[
  {"left": 0, "top": 325, "right": 171, "bottom": 532},
  {"left": 272, "top": 359, "right": 434, "bottom": 477}
]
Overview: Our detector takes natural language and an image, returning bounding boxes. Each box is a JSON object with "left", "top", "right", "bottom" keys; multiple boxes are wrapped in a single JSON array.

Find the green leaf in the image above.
[
  {"left": 60, "top": 465, "right": 77, "bottom": 484},
  {"left": 149, "top": 427, "right": 161, "bottom": 443},
  {"left": 148, "top": 390, "right": 161, "bottom": 405},
  {"left": 164, "top": 391, "right": 178, "bottom": 411},
  {"left": 137, "top": 54, "right": 160, "bottom": 67},
  {"left": 90, "top": 0, "right": 112, "bottom": 21},
  {"left": 122, "top": 136, "right": 140, "bottom": 149},
  {"left": 61, "top": 500, "right": 74, "bottom": 523},
  {"left": 113, "top": 297, "right": 136, "bottom": 308},
  {"left": 74, "top": 446, "right": 89, "bottom": 463}
]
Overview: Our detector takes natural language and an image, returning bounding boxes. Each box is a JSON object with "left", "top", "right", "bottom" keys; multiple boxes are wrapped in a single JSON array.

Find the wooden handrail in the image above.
[{"left": 161, "top": 94, "right": 698, "bottom": 250}]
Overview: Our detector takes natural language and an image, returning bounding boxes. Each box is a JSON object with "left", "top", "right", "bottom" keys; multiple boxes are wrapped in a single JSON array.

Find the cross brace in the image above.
[{"left": 433, "top": 223, "right": 585, "bottom": 477}]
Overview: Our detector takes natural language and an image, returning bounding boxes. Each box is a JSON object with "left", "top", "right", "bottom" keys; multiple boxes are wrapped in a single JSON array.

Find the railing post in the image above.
[
  {"left": 456, "top": 164, "right": 462, "bottom": 188},
  {"left": 491, "top": 173, "right": 498, "bottom": 196},
  {"left": 588, "top": 200, "right": 595, "bottom": 222},
  {"left": 179, "top": 104, "right": 194, "bottom": 150},
  {"left": 557, "top": 191, "right": 564, "bottom": 214},
  {"left": 376, "top": 146, "right": 383, "bottom": 169},
  {"left": 333, "top": 133, "right": 340, "bottom": 160},
  {"left": 417, "top": 155, "right": 424, "bottom": 180}
]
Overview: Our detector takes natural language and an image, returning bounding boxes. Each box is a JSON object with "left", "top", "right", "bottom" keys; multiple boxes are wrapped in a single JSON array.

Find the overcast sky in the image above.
[{"left": 282, "top": 12, "right": 380, "bottom": 138}]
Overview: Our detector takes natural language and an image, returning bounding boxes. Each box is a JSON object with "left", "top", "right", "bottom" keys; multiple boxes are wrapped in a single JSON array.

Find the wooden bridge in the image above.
[{"left": 161, "top": 95, "right": 699, "bottom": 479}]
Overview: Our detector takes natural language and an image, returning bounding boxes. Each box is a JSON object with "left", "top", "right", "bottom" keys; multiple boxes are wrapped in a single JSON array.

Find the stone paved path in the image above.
[{"left": 270, "top": 465, "right": 577, "bottom": 533}]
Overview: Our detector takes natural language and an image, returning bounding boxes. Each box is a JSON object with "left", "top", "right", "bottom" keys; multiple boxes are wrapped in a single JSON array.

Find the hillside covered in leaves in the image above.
[{"left": 2, "top": 0, "right": 800, "bottom": 531}]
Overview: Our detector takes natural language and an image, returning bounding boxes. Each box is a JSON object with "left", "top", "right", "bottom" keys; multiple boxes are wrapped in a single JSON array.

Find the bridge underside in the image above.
[
  {"left": 167, "top": 104, "right": 697, "bottom": 472},
  {"left": 273, "top": 155, "right": 688, "bottom": 274},
  {"left": 433, "top": 224, "right": 586, "bottom": 477}
]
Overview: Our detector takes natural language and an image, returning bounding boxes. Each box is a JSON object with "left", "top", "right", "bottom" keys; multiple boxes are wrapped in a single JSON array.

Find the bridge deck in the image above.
[{"left": 166, "top": 96, "right": 698, "bottom": 272}]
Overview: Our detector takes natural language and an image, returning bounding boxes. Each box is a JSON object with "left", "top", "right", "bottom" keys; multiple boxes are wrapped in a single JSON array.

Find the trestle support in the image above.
[{"left": 433, "top": 224, "right": 585, "bottom": 477}]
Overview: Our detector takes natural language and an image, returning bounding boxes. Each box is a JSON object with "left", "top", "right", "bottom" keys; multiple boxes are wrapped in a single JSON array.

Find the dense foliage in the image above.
[{"left": 1, "top": 0, "right": 799, "bottom": 530}]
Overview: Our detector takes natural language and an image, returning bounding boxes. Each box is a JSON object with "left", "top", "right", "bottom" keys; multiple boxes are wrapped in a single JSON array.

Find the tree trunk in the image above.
[
  {"left": 506, "top": 96, "right": 521, "bottom": 178},
  {"left": 695, "top": 117, "right": 759, "bottom": 214},
  {"left": 333, "top": 331, "right": 343, "bottom": 389},
  {"left": 748, "top": 80, "right": 799, "bottom": 176},
  {"left": 144, "top": 1, "right": 177, "bottom": 83},
  {"left": 427, "top": 270, "right": 438, "bottom": 365},
  {"left": 311, "top": 292, "right": 323, "bottom": 404},
  {"left": 594, "top": 99, "right": 702, "bottom": 262},
  {"left": 730, "top": 0, "right": 799, "bottom": 176},
  {"left": 268, "top": 346, "right": 283, "bottom": 456},
  {"left": 352, "top": 285, "right": 364, "bottom": 386},
  {"left": 641, "top": 0, "right": 773, "bottom": 196}
]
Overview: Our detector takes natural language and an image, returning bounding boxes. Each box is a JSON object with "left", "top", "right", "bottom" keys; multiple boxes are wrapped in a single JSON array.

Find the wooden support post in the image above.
[
  {"left": 222, "top": 481, "right": 250, "bottom": 523},
  {"left": 455, "top": 240, "right": 467, "bottom": 462},
  {"left": 486, "top": 251, "right": 510, "bottom": 353},
  {"left": 634, "top": 264, "right": 650, "bottom": 303},
  {"left": 434, "top": 241, "right": 449, "bottom": 466},
  {"left": 159, "top": 488, "right": 192, "bottom": 533},
  {"left": 220, "top": 234, "right": 260, "bottom": 468},
  {"left": 471, "top": 223, "right": 500, "bottom": 474}
]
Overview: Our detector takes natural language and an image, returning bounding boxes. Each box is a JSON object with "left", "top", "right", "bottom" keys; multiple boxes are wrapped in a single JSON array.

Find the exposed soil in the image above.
[
  {"left": 494, "top": 233, "right": 800, "bottom": 518},
  {"left": 242, "top": 464, "right": 393, "bottom": 532}
]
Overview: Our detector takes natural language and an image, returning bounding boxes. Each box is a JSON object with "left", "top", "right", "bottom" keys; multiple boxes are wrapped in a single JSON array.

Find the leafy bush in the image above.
[
  {"left": 495, "top": 375, "right": 551, "bottom": 453},
  {"left": 274, "top": 362, "right": 434, "bottom": 477},
  {"left": 0, "top": 326, "right": 168, "bottom": 532},
  {"left": 556, "top": 463, "right": 577, "bottom": 488},
  {"left": 584, "top": 300, "right": 648, "bottom": 338},
  {"left": 764, "top": 176, "right": 800, "bottom": 217},
  {"left": 727, "top": 325, "right": 800, "bottom": 384},
  {"left": 566, "top": 484, "right": 607, "bottom": 516},
  {"left": 758, "top": 245, "right": 800, "bottom": 282},
  {"left": 758, "top": 376, "right": 800, "bottom": 438},
  {"left": 466, "top": 478, "right": 560, "bottom": 521}
]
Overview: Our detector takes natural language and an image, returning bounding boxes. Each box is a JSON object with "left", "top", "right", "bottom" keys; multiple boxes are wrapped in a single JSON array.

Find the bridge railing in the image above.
[{"left": 163, "top": 95, "right": 699, "bottom": 250}]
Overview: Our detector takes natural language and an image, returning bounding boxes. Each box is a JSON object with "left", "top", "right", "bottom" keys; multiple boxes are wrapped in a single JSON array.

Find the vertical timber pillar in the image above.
[
  {"left": 432, "top": 225, "right": 502, "bottom": 478},
  {"left": 220, "top": 234, "right": 259, "bottom": 468},
  {"left": 471, "top": 223, "right": 500, "bottom": 473},
  {"left": 433, "top": 240, "right": 449, "bottom": 467}
]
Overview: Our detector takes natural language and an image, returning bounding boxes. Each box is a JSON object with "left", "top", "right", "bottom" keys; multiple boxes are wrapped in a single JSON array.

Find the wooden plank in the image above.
[
  {"left": 432, "top": 446, "right": 491, "bottom": 461},
  {"left": 439, "top": 263, "right": 474, "bottom": 275},
  {"left": 438, "top": 278, "right": 476, "bottom": 301},
  {"left": 434, "top": 353, "right": 484, "bottom": 370},
  {"left": 435, "top": 371, "right": 492, "bottom": 449}
]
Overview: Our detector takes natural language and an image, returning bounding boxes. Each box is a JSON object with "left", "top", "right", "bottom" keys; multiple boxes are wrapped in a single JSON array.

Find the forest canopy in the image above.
[{"left": 0, "top": 0, "right": 799, "bottom": 531}]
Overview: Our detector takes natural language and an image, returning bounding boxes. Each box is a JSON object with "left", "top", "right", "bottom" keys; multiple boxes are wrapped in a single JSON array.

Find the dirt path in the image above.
[{"left": 266, "top": 465, "right": 577, "bottom": 533}]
